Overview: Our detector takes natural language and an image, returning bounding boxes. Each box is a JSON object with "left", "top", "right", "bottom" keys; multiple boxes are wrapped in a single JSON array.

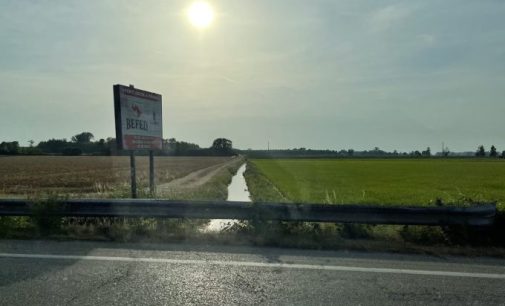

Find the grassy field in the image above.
[
  {"left": 0, "top": 156, "right": 232, "bottom": 196},
  {"left": 249, "top": 158, "right": 505, "bottom": 209}
]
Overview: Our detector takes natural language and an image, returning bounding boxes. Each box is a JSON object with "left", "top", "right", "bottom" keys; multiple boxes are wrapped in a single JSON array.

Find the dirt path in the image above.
[{"left": 156, "top": 156, "right": 244, "bottom": 194}]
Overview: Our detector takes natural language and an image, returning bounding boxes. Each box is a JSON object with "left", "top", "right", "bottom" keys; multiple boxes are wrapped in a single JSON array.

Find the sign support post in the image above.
[
  {"left": 149, "top": 150, "right": 155, "bottom": 195},
  {"left": 130, "top": 151, "right": 137, "bottom": 198}
]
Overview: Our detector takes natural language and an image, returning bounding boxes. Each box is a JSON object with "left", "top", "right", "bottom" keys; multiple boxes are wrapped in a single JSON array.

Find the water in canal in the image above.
[{"left": 204, "top": 163, "right": 250, "bottom": 232}]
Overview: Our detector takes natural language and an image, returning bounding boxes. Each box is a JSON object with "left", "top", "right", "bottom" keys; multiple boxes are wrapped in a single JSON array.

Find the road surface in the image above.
[{"left": 0, "top": 240, "right": 504, "bottom": 305}]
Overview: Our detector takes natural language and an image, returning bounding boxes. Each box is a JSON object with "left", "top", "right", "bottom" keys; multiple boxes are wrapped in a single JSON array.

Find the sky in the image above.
[{"left": 1, "top": 0, "right": 504, "bottom": 152}]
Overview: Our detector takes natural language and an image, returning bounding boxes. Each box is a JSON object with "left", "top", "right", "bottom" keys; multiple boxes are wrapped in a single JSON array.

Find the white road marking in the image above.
[{"left": 0, "top": 252, "right": 504, "bottom": 279}]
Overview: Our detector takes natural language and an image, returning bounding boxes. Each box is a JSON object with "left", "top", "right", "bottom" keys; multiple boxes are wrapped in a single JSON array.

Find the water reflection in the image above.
[{"left": 205, "top": 163, "right": 250, "bottom": 232}]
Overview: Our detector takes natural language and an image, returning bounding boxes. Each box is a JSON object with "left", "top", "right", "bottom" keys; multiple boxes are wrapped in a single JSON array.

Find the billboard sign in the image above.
[{"left": 113, "top": 84, "right": 163, "bottom": 150}]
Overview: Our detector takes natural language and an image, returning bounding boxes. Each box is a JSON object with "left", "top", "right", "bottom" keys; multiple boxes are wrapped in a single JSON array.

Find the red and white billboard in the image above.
[{"left": 113, "top": 84, "right": 163, "bottom": 150}]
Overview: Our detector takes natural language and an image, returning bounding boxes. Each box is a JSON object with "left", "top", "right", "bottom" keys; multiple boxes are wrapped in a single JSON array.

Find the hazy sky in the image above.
[{"left": 1, "top": 0, "right": 504, "bottom": 152}]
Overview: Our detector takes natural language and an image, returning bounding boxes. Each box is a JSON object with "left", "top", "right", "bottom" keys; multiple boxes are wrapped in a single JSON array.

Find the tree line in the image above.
[
  {"left": 243, "top": 145, "right": 505, "bottom": 159},
  {"left": 475, "top": 145, "right": 505, "bottom": 158},
  {"left": 0, "top": 132, "right": 235, "bottom": 156},
  {"left": 162, "top": 137, "right": 234, "bottom": 156},
  {"left": 1, "top": 133, "right": 504, "bottom": 158}
]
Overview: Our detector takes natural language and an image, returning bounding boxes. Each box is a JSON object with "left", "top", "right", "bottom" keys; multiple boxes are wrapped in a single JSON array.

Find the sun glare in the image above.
[{"left": 187, "top": 1, "right": 215, "bottom": 29}]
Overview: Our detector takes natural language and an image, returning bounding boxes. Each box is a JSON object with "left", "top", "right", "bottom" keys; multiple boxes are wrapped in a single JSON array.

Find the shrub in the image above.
[
  {"left": 30, "top": 197, "right": 65, "bottom": 235},
  {"left": 400, "top": 225, "right": 447, "bottom": 245}
]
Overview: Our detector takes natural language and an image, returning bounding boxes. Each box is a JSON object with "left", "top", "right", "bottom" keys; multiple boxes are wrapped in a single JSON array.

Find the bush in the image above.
[
  {"left": 0, "top": 216, "right": 32, "bottom": 237},
  {"left": 30, "top": 198, "right": 65, "bottom": 235},
  {"left": 442, "top": 213, "right": 505, "bottom": 247},
  {"left": 339, "top": 224, "right": 374, "bottom": 239},
  {"left": 400, "top": 225, "right": 447, "bottom": 245}
]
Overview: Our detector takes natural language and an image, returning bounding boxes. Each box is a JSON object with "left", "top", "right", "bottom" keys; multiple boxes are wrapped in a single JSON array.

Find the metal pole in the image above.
[
  {"left": 149, "top": 150, "right": 155, "bottom": 195},
  {"left": 130, "top": 151, "right": 137, "bottom": 198}
]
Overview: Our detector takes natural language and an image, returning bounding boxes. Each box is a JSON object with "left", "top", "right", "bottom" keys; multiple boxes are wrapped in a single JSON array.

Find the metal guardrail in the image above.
[{"left": 0, "top": 199, "right": 496, "bottom": 226}]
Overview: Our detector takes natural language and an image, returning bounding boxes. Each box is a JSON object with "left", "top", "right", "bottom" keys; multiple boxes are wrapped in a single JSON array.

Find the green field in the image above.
[{"left": 250, "top": 159, "right": 505, "bottom": 208}]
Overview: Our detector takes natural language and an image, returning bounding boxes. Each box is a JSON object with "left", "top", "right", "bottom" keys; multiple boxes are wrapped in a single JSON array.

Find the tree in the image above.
[
  {"left": 0, "top": 141, "right": 20, "bottom": 155},
  {"left": 168, "top": 138, "right": 177, "bottom": 146},
  {"left": 37, "top": 139, "right": 70, "bottom": 154},
  {"left": 175, "top": 141, "right": 200, "bottom": 155},
  {"left": 490, "top": 145, "right": 497, "bottom": 157},
  {"left": 501, "top": 151, "right": 505, "bottom": 159},
  {"left": 71, "top": 132, "right": 94, "bottom": 144},
  {"left": 162, "top": 138, "right": 201, "bottom": 156},
  {"left": 212, "top": 138, "right": 232, "bottom": 150},
  {"left": 422, "top": 147, "right": 431, "bottom": 157},
  {"left": 211, "top": 138, "right": 233, "bottom": 155},
  {"left": 476, "top": 145, "right": 486, "bottom": 157}
]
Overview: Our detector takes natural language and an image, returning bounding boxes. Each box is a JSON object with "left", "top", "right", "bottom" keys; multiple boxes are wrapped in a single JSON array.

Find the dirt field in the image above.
[{"left": 0, "top": 156, "right": 233, "bottom": 196}]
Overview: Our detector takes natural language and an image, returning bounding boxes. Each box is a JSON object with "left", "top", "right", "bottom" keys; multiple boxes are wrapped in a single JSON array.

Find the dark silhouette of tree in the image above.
[
  {"left": 37, "top": 139, "right": 69, "bottom": 154},
  {"left": 167, "top": 138, "right": 177, "bottom": 147},
  {"left": 501, "top": 151, "right": 505, "bottom": 159},
  {"left": 211, "top": 138, "right": 233, "bottom": 155},
  {"left": 21, "top": 140, "right": 41, "bottom": 155},
  {"left": 175, "top": 141, "right": 200, "bottom": 155},
  {"left": 490, "top": 145, "right": 497, "bottom": 157},
  {"left": 476, "top": 145, "right": 486, "bottom": 157},
  {"left": 212, "top": 138, "right": 232, "bottom": 150},
  {"left": 422, "top": 147, "right": 431, "bottom": 157},
  {"left": 0, "top": 141, "right": 20, "bottom": 154},
  {"left": 71, "top": 132, "right": 94, "bottom": 143},
  {"left": 162, "top": 138, "right": 200, "bottom": 155}
]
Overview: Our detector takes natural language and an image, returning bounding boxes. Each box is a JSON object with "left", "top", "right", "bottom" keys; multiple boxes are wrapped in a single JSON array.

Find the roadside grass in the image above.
[{"left": 243, "top": 161, "right": 289, "bottom": 203}]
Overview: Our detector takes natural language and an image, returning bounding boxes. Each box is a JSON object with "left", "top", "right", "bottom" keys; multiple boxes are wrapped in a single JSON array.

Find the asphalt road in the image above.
[{"left": 0, "top": 240, "right": 504, "bottom": 305}]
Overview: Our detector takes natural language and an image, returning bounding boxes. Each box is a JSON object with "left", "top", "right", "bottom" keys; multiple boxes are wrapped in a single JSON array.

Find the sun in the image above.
[{"left": 187, "top": 1, "right": 215, "bottom": 29}]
